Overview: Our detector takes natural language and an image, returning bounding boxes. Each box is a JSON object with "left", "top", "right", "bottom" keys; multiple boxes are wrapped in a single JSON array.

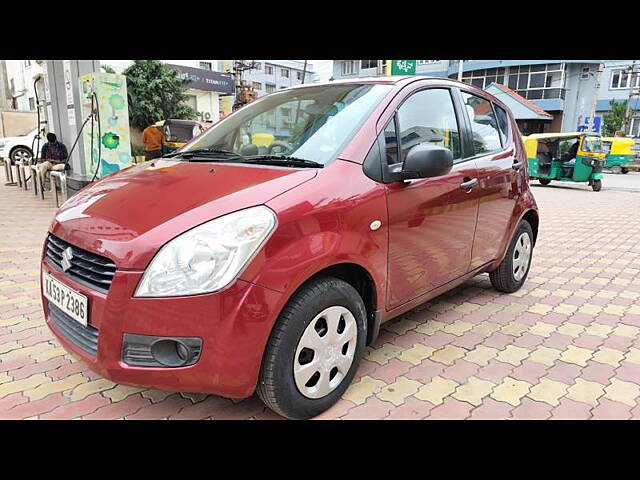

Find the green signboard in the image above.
[{"left": 390, "top": 60, "right": 417, "bottom": 75}]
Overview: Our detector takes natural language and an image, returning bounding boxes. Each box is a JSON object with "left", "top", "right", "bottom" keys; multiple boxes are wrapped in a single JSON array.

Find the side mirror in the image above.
[{"left": 398, "top": 144, "right": 453, "bottom": 180}]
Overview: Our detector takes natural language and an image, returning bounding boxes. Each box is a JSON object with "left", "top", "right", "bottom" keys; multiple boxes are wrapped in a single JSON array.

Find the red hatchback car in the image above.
[{"left": 41, "top": 76, "right": 538, "bottom": 419}]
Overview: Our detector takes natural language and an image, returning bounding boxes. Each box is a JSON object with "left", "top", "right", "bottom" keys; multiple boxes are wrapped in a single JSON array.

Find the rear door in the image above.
[
  {"left": 385, "top": 87, "right": 480, "bottom": 309},
  {"left": 456, "top": 90, "right": 522, "bottom": 269}
]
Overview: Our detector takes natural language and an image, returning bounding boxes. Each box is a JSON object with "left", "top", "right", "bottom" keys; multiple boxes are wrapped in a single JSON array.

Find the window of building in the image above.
[
  {"left": 418, "top": 60, "right": 439, "bottom": 64},
  {"left": 361, "top": 60, "right": 378, "bottom": 70},
  {"left": 610, "top": 68, "right": 640, "bottom": 89},
  {"left": 342, "top": 61, "right": 356, "bottom": 76},
  {"left": 504, "top": 63, "right": 565, "bottom": 100},
  {"left": 28, "top": 97, "right": 35, "bottom": 110},
  {"left": 461, "top": 92, "right": 502, "bottom": 155},
  {"left": 254, "top": 62, "right": 261, "bottom": 70},
  {"left": 253, "top": 82, "right": 262, "bottom": 90},
  {"left": 24, "top": 60, "right": 31, "bottom": 67},
  {"left": 296, "top": 71, "right": 304, "bottom": 81},
  {"left": 462, "top": 67, "right": 506, "bottom": 90},
  {"left": 281, "top": 68, "right": 289, "bottom": 78},
  {"left": 629, "top": 117, "right": 640, "bottom": 137},
  {"left": 265, "top": 64, "right": 274, "bottom": 75},
  {"left": 266, "top": 84, "right": 276, "bottom": 93},
  {"left": 199, "top": 61, "right": 212, "bottom": 70},
  {"left": 387, "top": 88, "right": 462, "bottom": 164}
]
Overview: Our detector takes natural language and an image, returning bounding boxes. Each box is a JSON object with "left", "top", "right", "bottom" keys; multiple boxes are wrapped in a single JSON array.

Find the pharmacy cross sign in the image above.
[{"left": 391, "top": 60, "right": 417, "bottom": 75}]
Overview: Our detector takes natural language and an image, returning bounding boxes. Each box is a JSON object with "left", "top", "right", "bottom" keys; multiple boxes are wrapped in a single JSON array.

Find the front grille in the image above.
[
  {"left": 48, "top": 303, "right": 99, "bottom": 356},
  {"left": 45, "top": 234, "right": 116, "bottom": 293}
]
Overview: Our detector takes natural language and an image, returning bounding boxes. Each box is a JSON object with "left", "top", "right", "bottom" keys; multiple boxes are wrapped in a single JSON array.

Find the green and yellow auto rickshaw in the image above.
[
  {"left": 158, "top": 119, "right": 204, "bottom": 155},
  {"left": 601, "top": 137, "right": 636, "bottom": 174},
  {"left": 524, "top": 132, "right": 606, "bottom": 192}
]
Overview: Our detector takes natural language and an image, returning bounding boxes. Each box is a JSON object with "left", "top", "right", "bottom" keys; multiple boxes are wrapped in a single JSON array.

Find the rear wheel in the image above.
[
  {"left": 592, "top": 179, "right": 602, "bottom": 192},
  {"left": 489, "top": 220, "right": 533, "bottom": 293},
  {"left": 621, "top": 167, "right": 629, "bottom": 174},
  {"left": 539, "top": 178, "right": 551, "bottom": 186},
  {"left": 611, "top": 165, "right": 622, "bottom": 174},
  {"left": 257, "top": 276, "right": 367, "bottom": 419}
]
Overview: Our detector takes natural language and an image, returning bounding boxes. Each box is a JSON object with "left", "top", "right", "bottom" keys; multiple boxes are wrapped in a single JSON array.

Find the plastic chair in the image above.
[{"left": 50, "top": 170, "right": 67, "bottom": 208}]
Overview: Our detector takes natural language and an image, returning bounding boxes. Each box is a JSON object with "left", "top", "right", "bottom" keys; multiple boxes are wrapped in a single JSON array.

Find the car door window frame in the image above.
[{"left": 367, "top": 86, "right": 470, "bottom": 184}]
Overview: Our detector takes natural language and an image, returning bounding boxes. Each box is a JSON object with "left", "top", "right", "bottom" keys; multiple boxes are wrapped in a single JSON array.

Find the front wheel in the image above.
[
  {"left": 10, "top": 147, "right": 32, "bottom": 165},
  {"left": 592, "top": 179, "right": 602, "bottom": 192},
  {"left": 539, "top": 178, "right": 551, "bottom": 186},
  {"left": 611, "top": 165, "right": 622, "bottom": 174},
  {"left": 257, "top": 277, "right": 367, "bottom": 419},
  {"left": 489, "top": 220, "right": 534, "bottom": 293}
]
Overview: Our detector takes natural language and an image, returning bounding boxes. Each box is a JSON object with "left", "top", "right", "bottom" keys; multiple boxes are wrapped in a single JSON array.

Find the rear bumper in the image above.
[{"left": 41, "top": 258, "right": 285, "bottom": 399}]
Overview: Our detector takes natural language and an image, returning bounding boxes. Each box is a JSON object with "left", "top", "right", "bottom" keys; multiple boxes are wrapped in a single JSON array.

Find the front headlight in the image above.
[{"left": 134, "top": 206, "right": 277, "bottom": 297}]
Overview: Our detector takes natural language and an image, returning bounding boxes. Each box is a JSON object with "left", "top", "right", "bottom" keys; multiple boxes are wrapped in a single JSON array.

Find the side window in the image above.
[
  {"left": 461, "top": 92, "right": 502, "bottom": 155},
  {"left": 494, "top": 104, "right": 510, "bottom": 146},
  {"left": 391, "top": 88, "right": 462, "bottom": 164}
]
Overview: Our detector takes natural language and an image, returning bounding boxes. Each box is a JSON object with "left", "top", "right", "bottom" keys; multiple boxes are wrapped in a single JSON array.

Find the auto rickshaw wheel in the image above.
[
  {"left": 592, "top": 179, "right": 602, "bottom": 192},
  {"left": 621, "top": 168, "right": 629, "bottom": 174},
  {"left": 539, "top": 178, "right": 551, "bottom": 186},
  {"left": 611, "top": 165, "right": 622, "bottom": 174}
]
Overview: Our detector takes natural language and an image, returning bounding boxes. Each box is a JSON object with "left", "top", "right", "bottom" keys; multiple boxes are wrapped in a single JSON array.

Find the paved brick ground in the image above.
[{"left": 1, "top": 180, "right": 639, "bottom": 420}]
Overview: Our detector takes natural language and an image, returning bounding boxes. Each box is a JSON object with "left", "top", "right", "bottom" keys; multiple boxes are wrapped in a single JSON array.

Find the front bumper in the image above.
[{"left": 41, "top": 257, "right": 285, "bottom": 399}]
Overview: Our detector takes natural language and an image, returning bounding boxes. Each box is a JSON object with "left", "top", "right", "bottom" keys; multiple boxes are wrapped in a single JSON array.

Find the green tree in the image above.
[
  {"left": 602, "top": 99, "right": 627, "bottom": 136},
  {"left": 123, "top": 60, "right": 197, "bottom": 129}
]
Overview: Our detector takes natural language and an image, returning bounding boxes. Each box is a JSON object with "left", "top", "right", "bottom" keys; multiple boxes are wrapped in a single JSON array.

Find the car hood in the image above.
[{"left": 50, "top": 159, "right": 317, "bottom": 269}]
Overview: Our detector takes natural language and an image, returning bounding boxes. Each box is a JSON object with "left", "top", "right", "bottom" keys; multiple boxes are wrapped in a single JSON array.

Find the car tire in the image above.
[
  {"left": 611, "top": 165, "right": 622, "bottom": 174},
  {"left": 9, "top": 147, "right": 32, "bottom": 165},
  {"left": 257, "top": 276, "right": 367, "bottom": 420},
  {"left": 621, "top": 168, "right": 629, "bottom": 174},
  {"left": 489, "top": 220, "right": 534, "bottom": 293},
  {"left": 592, "top": 179, "right": 602, "bottom": 192},
  {"left": 539, "top": 178, "right": 551, "bottom": 186}
]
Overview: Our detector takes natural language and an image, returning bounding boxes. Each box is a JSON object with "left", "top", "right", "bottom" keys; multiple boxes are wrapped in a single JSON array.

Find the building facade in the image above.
[
  {"left": 238, "top": 60, "right": 315, "bottom": 97},
  {"left": 332, "top": 60, "right": 640, "bottom": 136}
]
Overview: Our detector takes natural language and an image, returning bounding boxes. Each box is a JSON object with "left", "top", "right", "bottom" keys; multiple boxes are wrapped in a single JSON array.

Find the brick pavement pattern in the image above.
[{"left": 1, "top": 182, "right": 639, "bottom": 419}]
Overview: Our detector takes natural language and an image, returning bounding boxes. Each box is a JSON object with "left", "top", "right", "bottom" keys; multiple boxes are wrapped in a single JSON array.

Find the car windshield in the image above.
[
  {"left": 582, "top": 137, "right": 603, "bottom": 153},
  {"left": 183, "top": 83, "right": 393, "bottom": 165}
]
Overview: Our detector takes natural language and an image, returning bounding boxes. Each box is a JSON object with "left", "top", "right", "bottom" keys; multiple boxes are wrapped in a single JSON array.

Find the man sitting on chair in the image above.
[{"left": 38, "top": 133, "right": 68, "bottom": 190}]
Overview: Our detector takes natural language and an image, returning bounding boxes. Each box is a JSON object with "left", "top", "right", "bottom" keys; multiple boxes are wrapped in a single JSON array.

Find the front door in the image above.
[{"left": 385, "top": 88, "right": 480, "bottom": 309}]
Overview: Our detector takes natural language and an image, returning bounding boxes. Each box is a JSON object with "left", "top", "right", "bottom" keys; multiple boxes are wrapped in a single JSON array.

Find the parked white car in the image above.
[{"left": 0, "top": 129, "right": 39, "bottom": 164}]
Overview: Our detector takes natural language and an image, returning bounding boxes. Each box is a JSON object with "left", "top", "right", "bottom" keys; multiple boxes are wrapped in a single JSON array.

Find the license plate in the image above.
[{"left": 43, "top": 272, "right": 88, "bottom": 327}]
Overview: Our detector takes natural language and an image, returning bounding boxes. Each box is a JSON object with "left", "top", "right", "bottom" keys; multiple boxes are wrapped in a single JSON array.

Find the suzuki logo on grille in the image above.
[{"left": 61, "top": 247, "right": 74, "bottom": 272}]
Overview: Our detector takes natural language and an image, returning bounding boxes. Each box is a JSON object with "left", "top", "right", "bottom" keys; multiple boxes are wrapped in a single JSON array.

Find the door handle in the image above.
[
  {"left": 512, "top": 161, "right": 523, "bottom": 170},
  {"left": 460, "top": 178, "right": 478, "bottom": 191}
]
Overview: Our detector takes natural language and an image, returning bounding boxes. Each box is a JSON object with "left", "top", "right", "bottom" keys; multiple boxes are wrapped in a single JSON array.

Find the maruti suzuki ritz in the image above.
[{"left": 41, "top": 76, "right": 538, "bottom": 419}]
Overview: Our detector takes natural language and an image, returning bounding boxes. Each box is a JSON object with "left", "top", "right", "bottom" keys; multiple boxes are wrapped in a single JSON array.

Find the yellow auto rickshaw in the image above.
[
  {"left": 601, "top": 136, "right": 637, "bottom": 174},
  {"left": 524, "top": 132, "right": 606, "bottom": 191}
]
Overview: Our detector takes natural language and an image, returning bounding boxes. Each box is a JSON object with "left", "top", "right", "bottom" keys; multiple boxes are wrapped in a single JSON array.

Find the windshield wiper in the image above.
[
  {"left": 163, "top": 148, "right": 239, "bottom": 159},
  {"left": 241, "top": 155, "right": 324, "bottom": 168}
]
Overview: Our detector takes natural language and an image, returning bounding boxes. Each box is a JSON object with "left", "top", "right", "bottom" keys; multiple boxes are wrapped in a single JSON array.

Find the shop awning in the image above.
[{"left": 485, "top": 83, "right": 553, "bottom": 121}]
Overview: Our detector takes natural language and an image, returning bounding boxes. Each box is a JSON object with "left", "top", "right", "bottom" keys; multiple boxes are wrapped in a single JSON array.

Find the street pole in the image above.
[
  {"left": 624, "top": 61, "right": 638, "bottom": 134},
  {"left": 457, "top": 60, "right": 464, "bottom": 81},
  {"left": 588, "top": 63, "right": 603, "bottom": 134},
  {"left": 301, "top": 60, "right": 307, "bottom": 84}
]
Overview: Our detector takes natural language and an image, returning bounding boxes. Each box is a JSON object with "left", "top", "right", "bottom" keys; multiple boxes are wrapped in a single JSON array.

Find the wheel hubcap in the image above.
[
  {"left": 512, "top": 232, "right": 532, "bottom": 282},
  {"left": 293, "top": 306, "right": 357, "bottom": 399},
  {"left": 14, "top": 151, "right": 31, "bottom": 162}
]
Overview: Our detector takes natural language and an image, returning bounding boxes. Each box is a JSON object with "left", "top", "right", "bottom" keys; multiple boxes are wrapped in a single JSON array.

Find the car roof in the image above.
[
  {"left": 526, "top": 132, "right": 593, "bottom": 140},
  {"left": 287, "top": 75, "right": 469, "bottom": 90}
]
